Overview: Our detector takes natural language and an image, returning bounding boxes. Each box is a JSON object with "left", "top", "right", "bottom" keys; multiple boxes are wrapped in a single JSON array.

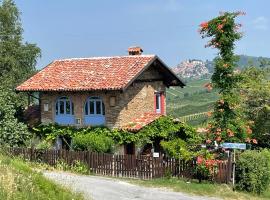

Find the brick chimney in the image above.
[{"left": 128, "top": 46, "right": 143, "bottom": 55}]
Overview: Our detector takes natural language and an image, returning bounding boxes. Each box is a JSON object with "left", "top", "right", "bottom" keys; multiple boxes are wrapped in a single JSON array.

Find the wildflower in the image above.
[
  {"left": 216, "top": 136, "right": 222, "bottom": 142},
  {"left": 200, "top": 21, "right": 209, "bottom": 29},
  {"left": 223, "top": 63, "right": 228, "bottom": 68},
  {"left": 217, "top": 128, "right": 221, "bottom": 132},
  {"left": 207, "top": 111, "right": 212, "bottom": 117},
  {"left": 215, "top": 131, "right": 221, "bottom": 135},
  {"left": 246, "top": 137, "right": 251, "bottom": 143},
  {"left": 227, "top": 129, "right": 234, "bottom": 137},
  {"left": 197, "top": 156, "right": 203, "bottom": 164},
  {"left": 217, "top": 24, "right": 223, "bottom": 30},
  {"left": 247, "top": 127, "right": 252, "bottom": 134},
  {"left": 252, "top": 139, "right": 258, "bottom": 144},
  {"left": 206, "top": 139, "right": 212, "bottom": 144}
]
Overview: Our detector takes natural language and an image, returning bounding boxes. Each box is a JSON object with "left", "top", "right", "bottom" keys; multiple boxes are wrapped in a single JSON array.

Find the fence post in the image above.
[
  {"left": 112, "top": 154, "right": 115, "bottom": 177},
  {"left": 30, "top": 147, "right": 34, "bottom": 162},
  {"left": 227, "top": 151, "right": 232, "bottom": 184}
]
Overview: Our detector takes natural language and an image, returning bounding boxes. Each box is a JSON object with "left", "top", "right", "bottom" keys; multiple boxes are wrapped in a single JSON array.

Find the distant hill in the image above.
[
  {"left": 173, "top": 55, "right": 270, "bottom": 79},
  {"left": 173, "top": 59, "right": 211, "bottom": 80},
  {"left": 168, "top": 55, "right": 270, "bottom": 126}
]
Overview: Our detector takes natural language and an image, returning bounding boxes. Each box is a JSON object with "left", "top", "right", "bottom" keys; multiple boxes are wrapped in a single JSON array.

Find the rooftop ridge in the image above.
[{"left": 55, "top": 54, "right": 155, "bottom": 62}]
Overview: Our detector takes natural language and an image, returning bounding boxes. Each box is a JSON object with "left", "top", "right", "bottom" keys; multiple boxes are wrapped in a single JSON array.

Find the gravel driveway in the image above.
[{"left": 43, "top": 171, "right": 219, "bottom": 200}]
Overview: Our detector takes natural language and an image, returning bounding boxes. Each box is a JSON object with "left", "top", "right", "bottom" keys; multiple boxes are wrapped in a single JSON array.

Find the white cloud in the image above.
[{"left": 251, "top": 16, "right": 269, "bottom": 30}]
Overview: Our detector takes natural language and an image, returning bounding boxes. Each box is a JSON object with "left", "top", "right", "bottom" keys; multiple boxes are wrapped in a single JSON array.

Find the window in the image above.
[
  {"left": 85, "top": 97, "right": 105, "bottom": 116},
  {"left": 155, "top": 92, "right": 165, "bottom": 114},
  {"left": 155, "top": 93, "right": 161, "bottom": 113},
  {"left": 55, "top": 96, "right": 74, "bottom": 115}
]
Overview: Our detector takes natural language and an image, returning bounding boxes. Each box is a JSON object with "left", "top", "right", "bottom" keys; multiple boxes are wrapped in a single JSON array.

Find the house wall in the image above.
[{"left": 40, "top": 66, "right": 166, "bottom": 129}]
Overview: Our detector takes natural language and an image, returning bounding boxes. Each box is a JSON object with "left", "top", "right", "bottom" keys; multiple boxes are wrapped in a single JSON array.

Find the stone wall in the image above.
[{"left": 40, "top": 65, "right": 166, "bottom": 129}]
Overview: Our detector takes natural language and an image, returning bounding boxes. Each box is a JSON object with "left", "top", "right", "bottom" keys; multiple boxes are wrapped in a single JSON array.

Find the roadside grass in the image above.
[
  {"left": 0, "top": 154, "right": 84, "bottom": 200},
  {"left": 8, "top": 154, "right": 270, "bottom": 200},
  {"left": 126, "top": 177, "right": 270, "bottom": 200}
]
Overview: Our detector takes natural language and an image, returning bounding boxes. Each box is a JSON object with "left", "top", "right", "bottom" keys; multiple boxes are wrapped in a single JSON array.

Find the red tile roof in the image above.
[
  {"left": 16, "top": 55, "right": 156, "bottom": 92},
  {"left": 124, "top": 112, "right": 163, "bottom": 132}
]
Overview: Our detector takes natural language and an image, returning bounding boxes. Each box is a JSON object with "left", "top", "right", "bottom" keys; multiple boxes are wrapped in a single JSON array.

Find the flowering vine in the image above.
[{"left": 199, "top": 12, "right": 256, "bottom": 144}]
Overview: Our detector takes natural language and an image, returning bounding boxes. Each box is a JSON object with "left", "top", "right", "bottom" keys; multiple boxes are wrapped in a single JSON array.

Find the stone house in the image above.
[{"left": 16, "top": 47, "right": 184, "bottom": 153}]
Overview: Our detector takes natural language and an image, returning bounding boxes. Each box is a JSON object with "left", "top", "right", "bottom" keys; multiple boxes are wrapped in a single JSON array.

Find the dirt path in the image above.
[{"left": 43, "top": 171, "right": 219, "bottom": 200}]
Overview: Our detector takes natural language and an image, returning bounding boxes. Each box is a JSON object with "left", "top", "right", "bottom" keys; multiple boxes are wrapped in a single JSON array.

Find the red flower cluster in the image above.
[
  {"left": 196, "top": 156, "right": 222, "bottom": 171},
  {"left": 200, "top": 21, "right": 209, "bottom": 29},
  {"left": 246, "top": 137, "right": 258, "bottom": 144}
]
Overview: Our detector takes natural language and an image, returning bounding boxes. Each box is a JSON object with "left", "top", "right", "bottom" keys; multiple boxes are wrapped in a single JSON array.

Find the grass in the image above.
[
  {"left": 10, "top": 156, "right": 270, "bottom": 200},
  {"left": 127, "top": 177, "right": 270, "bottom": 200},
  {"left": 0, "top": 154, "right": 84, "bottom": 200}
]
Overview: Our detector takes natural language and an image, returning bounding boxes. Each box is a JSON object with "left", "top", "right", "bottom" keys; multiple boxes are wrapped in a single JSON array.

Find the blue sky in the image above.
[{"left": 15, "top": 0, "right": 270, "bottom": 69}]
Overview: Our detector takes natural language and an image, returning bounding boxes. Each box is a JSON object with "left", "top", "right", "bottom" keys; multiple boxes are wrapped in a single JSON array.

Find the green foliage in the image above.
[
  {"left": 161, "top": 139, "right": 192, "bottom": 160},
  {"left": 72, "top": 132, "right": 114, "bottom": 153},
  {"left": 236, "top": 150, "right": 270, "bottom": 194},
  {"left": 33, "top": 123, "right": 79, "bottom": 141},
  {"left": 0, "top": 0, "right": 40, "bottom": 146},
  {"left": 55, "top": 159, "right": 89, "bottom": 175},
  {"left": 0, "top": 88, "right": 30, "bottom": 146},
  {"left": 55, "top": 159, "right": 70, "bottom": 171},
  {"left": 199, "top": 12, "right": 254, "bottom": 143},
  {"left": 33, "top": 116, "right": 200, "bottom": 157},
  {"left": 0, "top": 0, "right": 41, "bottom": 91},
  {"left": 70, "top": 160, "right": 89, "bottom": 175},
  {"left": 167, "top": 78, "right": 218, "bottom": 127},
  {"left": 158, "top": 117, "right": 202, "bottom": 161},
  {"left": 239, "top": 67, "right": 270, "bottom": 147},
  {"left": 35, "top": 140, "right": 53, "bottom": 150},
  {"left": 0, "top": 154, "right": 84, "bottom": 200}
]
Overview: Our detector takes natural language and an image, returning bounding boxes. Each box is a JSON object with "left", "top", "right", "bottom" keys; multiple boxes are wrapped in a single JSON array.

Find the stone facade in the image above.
[{"left": 40, "top": 66, "right": 166, "bottom": 129}]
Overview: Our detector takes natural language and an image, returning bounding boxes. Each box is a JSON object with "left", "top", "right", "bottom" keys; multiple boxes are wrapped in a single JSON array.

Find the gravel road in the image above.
[{"left": 43, "top": 171, "right": 219, "bottom": 200}]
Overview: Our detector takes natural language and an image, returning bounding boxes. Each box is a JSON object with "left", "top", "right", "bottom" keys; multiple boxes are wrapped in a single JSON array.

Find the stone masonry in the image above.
[{"left": 40, "top": 65, "right": 166, "bottom": 129}]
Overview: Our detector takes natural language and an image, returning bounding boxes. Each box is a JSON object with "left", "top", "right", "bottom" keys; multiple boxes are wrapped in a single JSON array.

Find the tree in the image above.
[
  {"left": 239, "top": 67, "right": 270, "bottom": 147},
  {"left": 0, "top": 0, "right": 41, "bottom": 146},
  {"left": 0, "top": 87, "right": 30, "bottom": 146},
  {"left": 199, "top": 12, "right": 256, "bottom": 144}
]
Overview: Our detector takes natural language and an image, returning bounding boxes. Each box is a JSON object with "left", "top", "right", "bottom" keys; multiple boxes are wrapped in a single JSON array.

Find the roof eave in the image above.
[{"left": 122, "top": 55, "right": 185, "bottom": 91}]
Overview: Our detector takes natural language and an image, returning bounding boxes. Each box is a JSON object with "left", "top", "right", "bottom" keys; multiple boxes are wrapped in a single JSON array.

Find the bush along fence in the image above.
[{"left": 7, "top": 147, "right": 231, "bottom": 183}]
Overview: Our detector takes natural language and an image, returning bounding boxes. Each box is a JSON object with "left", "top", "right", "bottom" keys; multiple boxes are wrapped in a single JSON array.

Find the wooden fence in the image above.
[{"left": 6, "top": 147, "right": 231, "bottom": 183}]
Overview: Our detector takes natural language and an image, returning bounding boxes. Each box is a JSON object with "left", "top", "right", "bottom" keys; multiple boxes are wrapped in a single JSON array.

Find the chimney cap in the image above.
[{"left": 128, "top": 46, "right": 143, "bottom": 55}]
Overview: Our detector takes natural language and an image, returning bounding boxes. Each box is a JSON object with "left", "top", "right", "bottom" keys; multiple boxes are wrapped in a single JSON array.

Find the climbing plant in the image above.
[
  {"left": 33, "top": 116, "right": 202, "bottom": 158},
  {"left": 199, "top": 12, "right": 256, "bottom": 144}
]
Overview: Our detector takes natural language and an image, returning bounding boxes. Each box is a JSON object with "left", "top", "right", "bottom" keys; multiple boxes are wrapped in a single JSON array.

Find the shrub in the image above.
[
  {"left": 35, "top": 140, "right": 52, "bottom": 150},
  {"left": 72, "top": 133, "right": 114, "bottom": 153},
  {"left": 236, "top": 150, "right": 270, "bottom": 194},
  {"left": 71, "top": 160, "right": 89, "bottom": 174}
]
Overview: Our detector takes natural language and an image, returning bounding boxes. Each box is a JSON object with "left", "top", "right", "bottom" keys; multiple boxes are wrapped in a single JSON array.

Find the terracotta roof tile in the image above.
[
  {"left": 124, "top": 112, "right": 163, "bottom": 132},
  {"left": 16, "top": 55, "right": 155, "bottom": 91}
]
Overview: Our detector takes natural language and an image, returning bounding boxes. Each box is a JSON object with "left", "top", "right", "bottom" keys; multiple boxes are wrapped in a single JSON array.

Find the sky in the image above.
[{"left": 14, "top": 0, "right": 270, "bottom": 69}]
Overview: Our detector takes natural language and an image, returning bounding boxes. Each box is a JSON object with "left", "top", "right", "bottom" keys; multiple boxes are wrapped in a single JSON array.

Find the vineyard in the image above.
[{"left": 167, "top": 78, "right": 217, "bottom": 126}]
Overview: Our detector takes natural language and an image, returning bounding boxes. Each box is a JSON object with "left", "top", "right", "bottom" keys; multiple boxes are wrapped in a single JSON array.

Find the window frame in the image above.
[
  {"left": 84, "top": 97, "right": 105, "bottom": 116},
  {"left": 55, "top": 96, "right": 74, "bottom": 116},
  {"left": 155, "top": 92, "right": 164, "bottom": 114},
  {"left": 155, "top": 93, "right": 161, "bottom": 114}
]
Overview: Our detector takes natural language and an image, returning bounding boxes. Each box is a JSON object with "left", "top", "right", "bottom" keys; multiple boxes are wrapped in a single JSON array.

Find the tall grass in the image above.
[{"left": 0, "top": 154, "right": 84, "bottom": 200}]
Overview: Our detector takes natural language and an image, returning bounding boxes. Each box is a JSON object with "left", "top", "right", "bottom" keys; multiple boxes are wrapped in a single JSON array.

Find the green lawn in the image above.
[
  {"left": 127, "top": 178, "right": 270, "bottom": 200},
  {"left": 0, "top": 154, "right": 84, "bottom": 200}
]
